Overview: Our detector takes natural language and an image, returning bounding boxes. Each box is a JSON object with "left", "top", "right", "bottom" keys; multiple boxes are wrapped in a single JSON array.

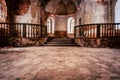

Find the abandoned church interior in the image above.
[
  {"left": 0, "top": 0, "right": 120, "bottom": 80},
  {"left": 0, "top": 0, "right": 119, "bottom": 47}
]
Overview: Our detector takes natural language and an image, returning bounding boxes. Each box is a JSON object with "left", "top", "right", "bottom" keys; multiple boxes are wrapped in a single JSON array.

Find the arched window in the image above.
[
  {"left": 67, "top": 17, "right": 75, "bottom": 34},
  {"left": 47, "top": 18, "right": 52, "bottom": 33},
  {"left": 47, "top": 17, "right": 54, "bottom": 33},
  {"left": 115, "top": 0, "right": 120, "bottom": 29}
]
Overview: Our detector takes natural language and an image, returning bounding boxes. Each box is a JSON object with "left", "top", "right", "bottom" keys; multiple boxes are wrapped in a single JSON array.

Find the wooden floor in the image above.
[{"left": 0, "top": 47, "right": 120, "bottom": 80}]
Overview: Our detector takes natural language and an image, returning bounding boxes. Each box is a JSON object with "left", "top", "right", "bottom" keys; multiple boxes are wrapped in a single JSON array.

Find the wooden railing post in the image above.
[
  {"left": 79, "top": 27, "right": 81, "bottom": 38},
  {"left": 10, "top": 23, "right": 13, "bottom": 37},
  {"left": 81, "top": 27, "right": 84, "bottom": 38},
  {"left": 97, "top": 24, "right": 100, "bottom": 38},
  {"left": 23, "top": 24, "right": 26, "bottom": 38},
  {"left": 45, "top": 26, "right": 47, "bottom": 37}
]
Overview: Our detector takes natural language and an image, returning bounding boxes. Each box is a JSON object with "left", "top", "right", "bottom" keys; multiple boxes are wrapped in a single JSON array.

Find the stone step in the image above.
[
  {"left": 43, "top": 43, "right": 77, "bottom": 46},
  {"left": 48, "top": 39, "right": 73, "bottom": 42},
  {"left": 47, "top": 39, "right": 73, "bottom": 42},
  {"left": 44, "top": 37, "right": 77, "bottom": 46},
  {"left": 46, "top": 42, "right": 75, "bottom": 44}
]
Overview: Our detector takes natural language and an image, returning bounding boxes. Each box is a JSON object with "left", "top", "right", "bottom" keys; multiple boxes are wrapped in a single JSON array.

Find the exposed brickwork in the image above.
[
  {"left": 14, "top": 0, "right": 41, "bottom": 24},
  {"left": 13, "top": 0, "right": 31, "bottom": 15},
  {"left": 0, "top": 0, "right": 7, "bottom": 22}
]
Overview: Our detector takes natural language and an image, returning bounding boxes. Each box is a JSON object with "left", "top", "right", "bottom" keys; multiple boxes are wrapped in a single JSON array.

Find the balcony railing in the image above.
[
  {"left": 0, "top": 22, "right": 47, "bottom": 39},
  {"left": 74, "top": 23, "right": 120, "bottom": 39}
]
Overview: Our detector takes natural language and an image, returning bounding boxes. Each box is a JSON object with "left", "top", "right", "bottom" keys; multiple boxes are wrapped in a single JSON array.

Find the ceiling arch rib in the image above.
[{"left": 45, "top": 0, "right": 78, "bottom": 15}]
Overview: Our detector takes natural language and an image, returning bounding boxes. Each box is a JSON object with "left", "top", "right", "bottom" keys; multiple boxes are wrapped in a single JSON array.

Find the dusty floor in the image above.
[{"left": 0, "top": 46, "right": 120, "bottom": 80}]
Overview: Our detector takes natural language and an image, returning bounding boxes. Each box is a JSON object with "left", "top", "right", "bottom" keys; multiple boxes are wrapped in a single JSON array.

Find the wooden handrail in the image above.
[
  {"left": 74, "top": 23, "right": 120, "bottom": 39},
  {"left": 0, "top": 22, "right": 47, "bottom": 39}
]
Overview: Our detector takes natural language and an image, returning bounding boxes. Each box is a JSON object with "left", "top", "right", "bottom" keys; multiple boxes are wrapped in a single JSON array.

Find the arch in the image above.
[
  {"left": 67, "top": 17, "right": 75, "bottom": 34},
  {"left": 45, "top": 0, "right": 77, "bottom": 15},
  {"left": 55, "top": 1, "right": 66, "bottom": 15},
  {"left": 115, "top": 0, "right": 120, "bottom": 29},
  {"left": 0, "top": 0, "right": 7, "bottom": 22},
  {"left": 47, "top": 17, "right": 55, "bottom": 33},
  {"left": 66, "top": 0, "right": 77, "bottom": 14}
]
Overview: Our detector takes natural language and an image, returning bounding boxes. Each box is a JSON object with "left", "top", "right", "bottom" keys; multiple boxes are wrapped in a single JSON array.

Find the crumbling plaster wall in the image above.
[
  {"left": 0, "top": 0, "right": 118, "bottom": 24},
  {"left": 14, "top": 0, "right": 41, "bottom": 24},
  {"left": 54, "top": 14, "right": 77, "bottom": 32},
  {"left": 115, "top": 0, "right": 120, "bottom": 23},
  {"left": 55, "top": 16, "right": 67, "bottom": 31},
  {"left": 77, "top": 0, "right": 116, "bottom": 24},
  {"left": 0, "top": 0, "right": 7, "bottom": 22}
]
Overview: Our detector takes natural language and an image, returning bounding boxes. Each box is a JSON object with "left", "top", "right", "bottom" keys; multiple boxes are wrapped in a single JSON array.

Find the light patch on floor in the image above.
[{"left": 0, "top": 47, "right": 120, "bottom": 80}]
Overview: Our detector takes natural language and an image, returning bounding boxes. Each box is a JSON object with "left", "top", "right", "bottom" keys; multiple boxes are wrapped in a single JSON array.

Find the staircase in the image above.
[{"left": 44, "top": 37, "right": 77, "bottom": 46}]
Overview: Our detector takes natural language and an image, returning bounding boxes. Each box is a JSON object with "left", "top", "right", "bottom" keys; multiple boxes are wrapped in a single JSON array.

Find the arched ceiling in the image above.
[
  {"left": 5, "top": 0, "right": 80, "bottom": 15},
  {"left": 45, "top": 0, "right": 80, "bottom": 15}
]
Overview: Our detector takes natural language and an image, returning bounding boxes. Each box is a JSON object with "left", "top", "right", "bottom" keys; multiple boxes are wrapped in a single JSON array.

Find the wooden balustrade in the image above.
[
  {"left": 0, "top": 23, "right": 47, "bottom": 39},
  {"left": 74, "top": 23, "right": 120, "bottom": 47},
  {"left": 74, "top": 23, "right": 120, "bottom": 39}
]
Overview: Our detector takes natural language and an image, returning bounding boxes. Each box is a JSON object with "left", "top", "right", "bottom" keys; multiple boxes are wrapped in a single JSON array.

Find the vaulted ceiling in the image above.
[
  {"left": 45, "top": 0, "right": 80, "bottom": 15},
  {"left": 5, "top": 0, "right": 82, "bottom": 15}
]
